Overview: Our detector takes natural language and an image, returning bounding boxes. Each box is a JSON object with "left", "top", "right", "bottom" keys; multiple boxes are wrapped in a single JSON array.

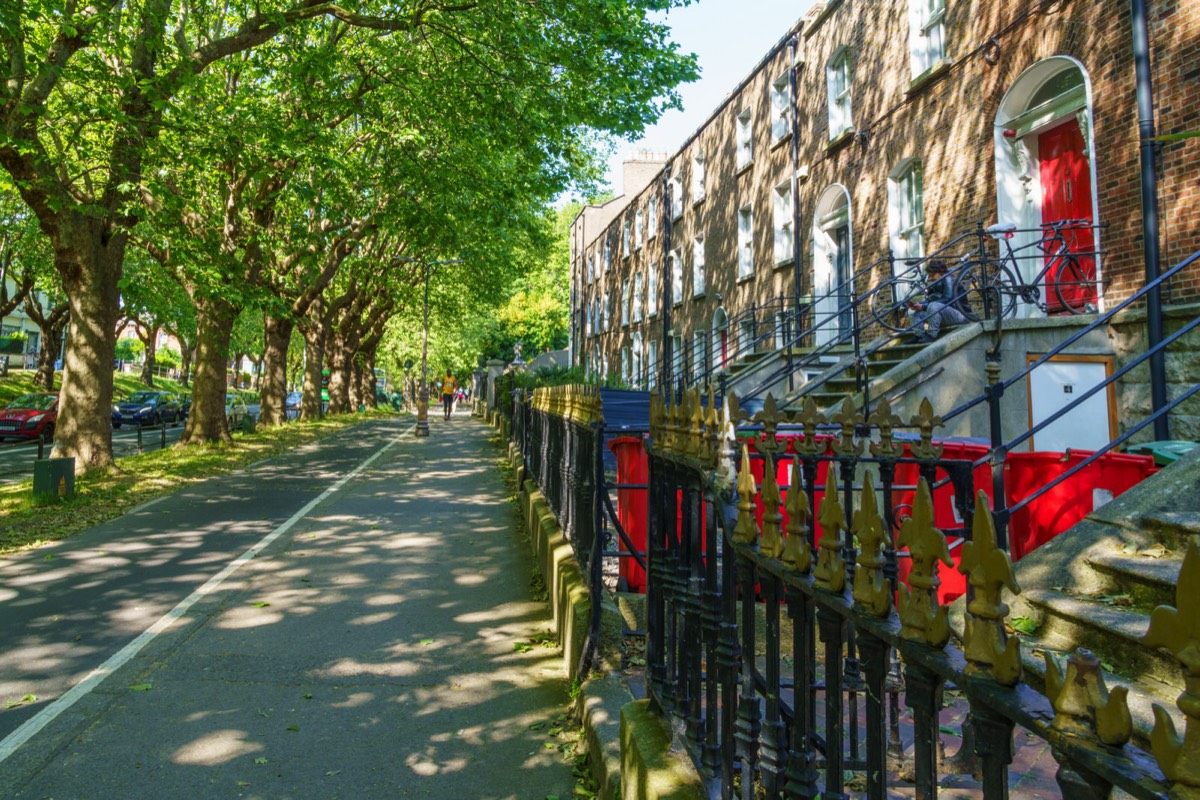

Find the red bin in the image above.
[
  {"left": 1005, "top": 450, "right": 1155, "bottom": 561},
  {"left": 608, "top": 436, "right": 649, "bottom": 593}
]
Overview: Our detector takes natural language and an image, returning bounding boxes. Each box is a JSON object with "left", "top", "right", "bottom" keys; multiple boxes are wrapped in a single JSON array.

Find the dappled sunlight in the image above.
[
  {"left": 347, "top": 611, "right": 396, "bottom": 626},
  {"left": 173, "top": 729, "right": 263, "bottom": 766},
  {"left": 217, "top": 605, "right": 285, "bottom": 629}
]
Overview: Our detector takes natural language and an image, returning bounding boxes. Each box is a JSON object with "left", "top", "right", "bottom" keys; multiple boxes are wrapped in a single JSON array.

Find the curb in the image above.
[{"left": 493, "top": 416, "right": 705, "bottom": 800}]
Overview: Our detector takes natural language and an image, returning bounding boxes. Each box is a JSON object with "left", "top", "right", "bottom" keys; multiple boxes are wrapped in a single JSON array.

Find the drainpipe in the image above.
[
  {"left": 661, "top": 169, "right": 673, "bottom": 392},
  {"left": 1132, "top": 0, "right": 1169, "bottom": 439},
  {"left": 789, "top": 36, "right": 802, "bottom": 325}
]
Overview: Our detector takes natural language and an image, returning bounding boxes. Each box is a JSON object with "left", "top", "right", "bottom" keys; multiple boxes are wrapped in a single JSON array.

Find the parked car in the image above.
[
  {"left": 112, "top": 391, "right": 182, "bottom": 428},
  {"left": 0, "top": 393, "right": 59, "bottom": 442},
  {"left": 225, "top": 393, "right": 249, "bottom": 431},
  {"left": 178, "top": 391, "right": 192, "bottom": 422}
]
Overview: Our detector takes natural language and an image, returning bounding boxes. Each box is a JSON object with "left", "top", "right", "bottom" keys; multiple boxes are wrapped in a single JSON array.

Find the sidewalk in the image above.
[{"left": 0, "top": 413, "right": 577, "bottom": 799}]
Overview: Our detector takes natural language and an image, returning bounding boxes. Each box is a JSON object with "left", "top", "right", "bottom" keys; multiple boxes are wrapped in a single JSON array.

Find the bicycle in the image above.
[
  {"left": 959, "top": 218, "right": 1102, "bottom": 318},
  {"left": 869, "top": 219, "right": 1102, "bottom": 333}
]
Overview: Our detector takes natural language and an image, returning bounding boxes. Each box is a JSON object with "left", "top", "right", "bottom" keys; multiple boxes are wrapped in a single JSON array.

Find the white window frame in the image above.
[
  {"left": 693, "top": 234, "right": 706, "bottom": 297},
  {"left": 890, "top": 160, "right": 925, "bottom": 263},
  {"left": 737, "top": 205, "right": 754, "bottom": 279},
  {"left": 672, "top": 333, "right": 684, "bottom": 377},
  {"left": 632, "top": 332, "right": 644, "bottom": 388},
  {"left": 603, "top": 293, "right": 611, "bottom": 331},
  {"left": 738, "top": 320, "right": 755, "bottom": 358},
  {"left": 632, "top": 270, "right": 644, "bottom": 322},
  {"left": 771, "top": 73, "right": 791, "bottom": 142},
  {"left": 622, "top": 220, "right": 630, "bottom": 258},
  {"left": 692, "top": 152, "right": 706, "bottom": 202},
  {"left": 736, "top": 109, "right": 753, "bottom": 169},
  {"left": 648, "top": 261, "right": 658, "bottom": 317},
  {"left": 621, "top": 346, "right": 631, "bottom": 385},
  {"left": 773, "top": 181, "right": 794, "bottom": 265},
  {"left": 827, "top": 48, "right": 853, "bottom": 138},
  {"left": 692, "top": 330, "right": 707, "bottom": 382},
  {"left": 670, "top": 171, "right": 684, "bottom": 220},
  {"left": 604, "top": 240, "right": 611, "bottom": 272},
  {"left": 774, "top": 312, "right": 787, "bottom": 351},
  {"left": 648, "top": 196, "right": 658, "bottom": 239},
  {"left": 621, "top": 279, "right": 630, "bottom": 326},
  {"left": 647, "top": 339, "right": 658, "bottom": 389},
  {"left": 670, "top": 249, "right": 683, "bottom": 305},
  {"left": 635, "top": 210, "right": 644, "bottom": 250},
  {"left": 910, "top": 0, "right": 947, "bottom": 78}
]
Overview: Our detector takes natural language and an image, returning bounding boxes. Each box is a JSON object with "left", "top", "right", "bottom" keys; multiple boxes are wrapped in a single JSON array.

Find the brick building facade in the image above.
[{"left": 570, "top": 0, "right": 1198, "bottom": 408}]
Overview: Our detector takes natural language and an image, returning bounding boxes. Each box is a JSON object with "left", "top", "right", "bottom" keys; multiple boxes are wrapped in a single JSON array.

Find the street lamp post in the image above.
[{"left": 404, "top": 257, "right": 461, "bottom": 439}]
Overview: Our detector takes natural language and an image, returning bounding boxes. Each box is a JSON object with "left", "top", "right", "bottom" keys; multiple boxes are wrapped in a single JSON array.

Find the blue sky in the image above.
[{"left": 600, "top": 0, "right": 817, "bottom": 196}]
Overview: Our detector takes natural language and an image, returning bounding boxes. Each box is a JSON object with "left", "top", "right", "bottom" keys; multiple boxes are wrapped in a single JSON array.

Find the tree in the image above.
[{"left": 1, "top": 2, "right": 696, "bottom": 469}]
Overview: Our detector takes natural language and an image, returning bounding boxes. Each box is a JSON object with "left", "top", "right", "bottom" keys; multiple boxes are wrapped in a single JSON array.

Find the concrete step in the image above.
[
  {"left": 1136, "top": 511, "right": 1200, "bottom": 550},
  {"left": 1018, "top": 588, "right": 1183, "bottom": 691},
  {"left": 1084, "top": 547, "right": 1183, "bottom": 610}
]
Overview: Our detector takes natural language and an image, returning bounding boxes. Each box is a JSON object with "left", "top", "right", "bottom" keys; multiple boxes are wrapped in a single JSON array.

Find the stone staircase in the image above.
[
  {"left": 797, "top": 339, "right": 928, "bottom": 412},
  {"left": 992, "top": 447, "right": 1199, "bottom": 748}
]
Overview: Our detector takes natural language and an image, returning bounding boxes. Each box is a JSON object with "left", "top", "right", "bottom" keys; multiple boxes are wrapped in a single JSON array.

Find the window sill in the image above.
[
  {"left": 693, "top": 290, "right": 706, "bottom": 300},
  {"left": 736, "top": 160, "right": 754, "bottom": 177},
  {"left": 907, "top": 59, "right": 952, "bottom": 97},
  {"left": 771, "top": 131, "right": 793, "bottom": 151},
  {"left": 737, "top": 273, "right": 755, "bottom": 285},
  {"left": 826, "top": 127, "right": 855, "bottom": 154},
  {"left": 774, "top": 256, "right": 795, "bottom": 269},
  {"left": 692, "top": 194, "right": 705, "bottom": 208}
]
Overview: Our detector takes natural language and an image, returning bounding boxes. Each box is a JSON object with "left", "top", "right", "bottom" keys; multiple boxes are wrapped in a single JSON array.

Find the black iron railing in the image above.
[{"left": 644, "top": 386, "right": 1189, "bottom": 800}]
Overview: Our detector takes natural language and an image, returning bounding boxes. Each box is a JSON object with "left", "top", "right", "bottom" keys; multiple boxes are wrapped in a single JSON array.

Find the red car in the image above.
[{"left": 0, "top": 393, "right": 58, "bottom": 443}]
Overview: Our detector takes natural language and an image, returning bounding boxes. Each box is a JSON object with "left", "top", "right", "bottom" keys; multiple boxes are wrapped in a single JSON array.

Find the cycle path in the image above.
[{"left": 0, "top": 413, "right": 575, "bottom": 799}]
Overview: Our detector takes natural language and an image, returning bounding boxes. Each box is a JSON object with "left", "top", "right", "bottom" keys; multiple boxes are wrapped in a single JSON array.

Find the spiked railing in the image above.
[{"left": 643, "top": 388, "right": 1186, "bottom": 800}]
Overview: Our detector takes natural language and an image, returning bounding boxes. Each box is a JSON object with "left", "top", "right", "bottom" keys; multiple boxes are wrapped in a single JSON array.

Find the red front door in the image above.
[
  {"left": 1039, "top": 118, "right": 1097, "bottom": 311},
  {"left": 719, "top": 330, "right": 728, "bottom": 368}
]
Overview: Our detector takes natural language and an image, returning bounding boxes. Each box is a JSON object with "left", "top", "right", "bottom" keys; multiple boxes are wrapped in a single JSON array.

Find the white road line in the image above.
[{"left": 0, "top": 423, "right": 413, "bottom": 765}]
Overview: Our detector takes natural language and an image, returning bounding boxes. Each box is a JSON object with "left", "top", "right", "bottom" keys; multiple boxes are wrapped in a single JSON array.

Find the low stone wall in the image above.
[{"left": 496, "top": 415, "right": 705, "bottom": 800}]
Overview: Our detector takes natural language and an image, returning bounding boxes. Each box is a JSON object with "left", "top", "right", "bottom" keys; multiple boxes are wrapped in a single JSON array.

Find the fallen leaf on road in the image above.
[
  {"left": 325, "top": 770, "right": 341, "bottom": 777},
  {"left": 129, "top": 684, "right": 152, "bottom": 692},
  {"left": 254, "top": 757, "right": 269, "bottom": 765},
  {"left": 288, "top": 725, "right": 299, "bottom": 731},
  {"left": 4, "top": 694, "right": 36, "bottom": 709},
  {"left": 253, "top": 601, "right": 271, "bottom": 608},
  {"left": 420, "top": 639, "right": 434, "bottom": 646}
]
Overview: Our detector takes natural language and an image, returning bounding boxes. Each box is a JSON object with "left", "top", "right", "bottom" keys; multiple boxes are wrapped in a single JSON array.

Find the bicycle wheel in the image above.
[
  {"left": 869, "top": 280, "right": 917, "bottom": 333},
  {"left": 1053, "top": 255, "right": 1098, "bottom": 314},
  {"left": 958, "top": 263, "right": 1017, "bottom": 320}
]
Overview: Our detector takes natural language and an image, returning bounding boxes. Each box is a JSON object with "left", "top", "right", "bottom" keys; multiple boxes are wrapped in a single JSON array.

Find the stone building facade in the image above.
[{"left": 569, "top": 0, "right": 1199, "bottom": 429}]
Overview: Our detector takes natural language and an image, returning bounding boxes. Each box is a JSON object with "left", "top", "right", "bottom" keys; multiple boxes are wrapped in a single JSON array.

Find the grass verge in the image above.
[{"left": 0, "top": 408, "right": 405, "bottom": 556}]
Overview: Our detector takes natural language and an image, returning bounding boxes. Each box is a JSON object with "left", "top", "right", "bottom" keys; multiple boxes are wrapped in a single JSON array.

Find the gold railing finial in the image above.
[
  {"left": 868, "top": 396, "right": 903, "bottom": 459},
  {"left": 897, "top": 478, "right": 952, "bottom": 648},
  {"left": 852, "top": 471, "right": 892, "bottom": 616},
  {"left": 908, "top": 397, "right": 945, "bottom": 460},
  {"left": 754, "top": 394, "right": 787, "bottom": 457},
  {"left": 759, "top": 452, "right": 784, "bottom": 558},
  {"left": 794, "top": 396, "right": 826, "bottom": 456},
  {"left": 958, "top": 492, "right": 1022, "bottom": 686},
  {"left": 813, "top": 468, "right": 847, "bottom": 593},
  {"left": 1045, "top": 649, "right": 1132, "bottom": 747},
  {"left": 732, "top": 444, "right": 759, "bottom": 545},
  {"left": 831, "top": 396, "right": 864, "bottom": 457},
  {"left": 1142, "top": 536, "right": 1200, "bottom": 792},
  {"left": 782, "top": 455, "right": 813, "bottom": 573}
]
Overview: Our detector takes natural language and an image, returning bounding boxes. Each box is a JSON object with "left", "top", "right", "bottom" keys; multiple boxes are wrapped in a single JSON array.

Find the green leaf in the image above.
[
  {"left": 938, "top": 724, "right": 960, "bottom": 736},
  {"left": 4, "top": 694, "right": 37, "bottom": 709},
  {"left": 253, "top": 601, "right": 271, "bottom": 608},
  {"left": 1010, "top": 615, "right": 1039, "bottom": 635},
  {"left": 129, "top": 683, "right": 152, "bottom": 691},
  {"left": 287, "top": 724, "right": 299, "bottom": 731},
  {"left": 420, "top": 639, "right": 434, "bottom": 646},
  {"left": 254, "top": 757, "right": 269, "bottom": 765}
]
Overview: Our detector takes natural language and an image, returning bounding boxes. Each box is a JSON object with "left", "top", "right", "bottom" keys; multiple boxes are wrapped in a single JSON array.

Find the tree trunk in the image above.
[
  {"left": 360, "top": 353, "right": 377, "bottom": 408},
  {"left": 52, "top": 244, "right": 124, "bottom": 471},
  {"left": 259, "top": 314, "right": 294, "bottom": 427},
  {"left": 36, "top": 316, "right": 67, "bottom": 391},
  {"left": 327, "top": 336, "right": 350, "bottom": 414},
  {"left": 180, "top": 298, "right": 237, "bottom": 444},
  {"left": 139, "top": 328, "right": 157, "bottom": 387},
  {"left": 348, "top": 354, "right": 364, "bottom": 410},
  {"left": 300, "top": 301, "right": 325, "bottom": 420},
  {"left": 179, "top": 343, "right": 193, "bottom": 388}
]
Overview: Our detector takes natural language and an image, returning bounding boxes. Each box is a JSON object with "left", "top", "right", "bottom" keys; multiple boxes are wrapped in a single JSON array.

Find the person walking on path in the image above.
[{"left": 441, "top": 370, "right": 458, "bottom": 420}]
